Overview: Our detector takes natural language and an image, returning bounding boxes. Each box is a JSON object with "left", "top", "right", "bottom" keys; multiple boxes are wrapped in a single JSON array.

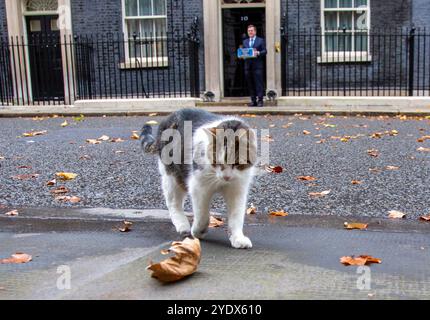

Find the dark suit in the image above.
[{"left": 243, "top": 36, "right": 267, "bottom": 103}]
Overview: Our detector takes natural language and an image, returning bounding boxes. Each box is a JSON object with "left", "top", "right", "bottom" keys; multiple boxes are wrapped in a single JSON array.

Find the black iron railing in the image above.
[
  {"left": 281, "top": 28, "right": 430, "bottom": 97},
  {"left": 0, "top": 27, "right": 201, "bottom": 106}
]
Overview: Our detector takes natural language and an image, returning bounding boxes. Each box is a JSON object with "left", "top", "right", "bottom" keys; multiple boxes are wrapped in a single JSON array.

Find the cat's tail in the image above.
[{"left": 140, "top": 124, "right": 157, "bottom": 154}]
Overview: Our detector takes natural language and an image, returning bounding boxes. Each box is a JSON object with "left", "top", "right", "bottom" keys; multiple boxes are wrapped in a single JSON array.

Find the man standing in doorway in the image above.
[{"left": 243, "top": 25, "right": 267, "bottom": 107}]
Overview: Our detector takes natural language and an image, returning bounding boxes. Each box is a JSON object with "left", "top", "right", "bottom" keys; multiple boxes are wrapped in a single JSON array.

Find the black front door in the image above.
[
  {"left": 26, "top": 15, "right": 64, "bottom": 102},
  {"left": 222, "top": 8, "right": 266, "bottom": 97}
]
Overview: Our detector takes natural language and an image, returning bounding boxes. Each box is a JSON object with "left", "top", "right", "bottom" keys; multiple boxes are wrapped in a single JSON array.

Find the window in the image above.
[
  {"left": 320, "top": 0, "right": 371, "bottom": 62},
  {"left": 123, "top": 0, "right": 167, "bottom": 65},
  {"left": 26, "top": 0, "right": 58, "bottom": 12}
]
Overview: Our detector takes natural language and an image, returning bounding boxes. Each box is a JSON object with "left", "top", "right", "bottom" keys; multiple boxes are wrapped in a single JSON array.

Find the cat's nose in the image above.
[{"left": 223, "top": 176, "right": 232, "bottom": 181}]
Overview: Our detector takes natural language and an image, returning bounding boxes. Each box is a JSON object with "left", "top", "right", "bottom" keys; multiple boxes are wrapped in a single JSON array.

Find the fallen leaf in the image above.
[
  {"left": 269, "top": 210, "right": 289, "bottom": 217},
  {"left": 367, "top": 149, "right": 379, "bottom": 157},
  {"left": 303, "top": 130, "right": 311, "bottom": 135},
  {"left": 55, "top": 196, "right": 81, "bottom": 203},
  {"left": 265, "top": 165, "right": 283, "bottom": 173},
  {"left": 0, "top": 155, "right": 4, "bottom": 160},
  {"left": 240, "top": 114, "right": 257, "bottom": 118},
  {"left": 86, "top": 139, "right": 101, "bottom": 144},
  {"left": 110, "top": 138, "right": 125, "bottom": 143},
  {"left": 61, "top": 120, "right": 68, "bottom": 127},
  {"left": 115, "top": 150, "right": 125, "bottom": 154},
  {"left": 97, "top": 135, "right": 110, "bottom": 141},
  {"left": 385, "top": 166, "right": 400, "bottom": 171},
  {"left": 370, "top": 132, "right": 383, "bottom": 139},
  {"left": 419, "top": 215, "right": 430, "bottom": 221},
  {"left": 340, "top": 255, "right": 381, "bottom": 266},
  {"left": 262, "top": 135, "right": 274, "bottom": 142},
  {"left": 56, "top": 172, "right": 77, "bottom": 180},
  {"left": 119, "top": 220, "right": 133, "bottom": 232},
  {"left": 11, "top": 174, "right": 39, "bottom": 180},
  {"left": 246, "top": 204, "right": 257, "bottom": 215},
  {"left": 79, "top": 155, "right": 91, "bottom": 160},
  {"left": 388, "top": 210, "right": 406, "bottom": 219},
  {"left": 131, "top": 131, "right": 140, "bottom": 140},
  {"left": 309, "top": 190, "right": 331, "bottom": 197},
  {"left": 146, "top": 120, "right": 158, "bottom": 125},
  {"left": 417, "top": 135, "right": 430, "bottom": 142},
  {"left": 22, "top": 130, "right": 47, "bottom": 137},
  {"left": 148, "top": 113, "right": 158, "bottom": 117},
  {"left": 0, "top": 253, "right": 32, "bottom": 264},
  {"left": 297, "top": 175, "right": 317, "bottom": 181},
  {"left": 209, "top": 216, "right": 224, "bottom": 228},
  {"left": 417, "top": 147, "right": 430, "bottom": 152},
  {"left": 146, "top": 237, "right": 201, "bottom": 283},
  {"left": 50, "top": 186, "right": 69, "bottom": 195},
  {"left": 351, "top": 180, "right": 363, "bottom": 185},
  {"left": 73, "top": 114, "right": 85, "bottom": 122},
  {"left": 17, "top": 165, "right": 32, "bottom": 169},
  {"left": 5, "top": 210, "right": 19, "bottom": 216},
  {"left": 344, "top": 222, "right": 368, "bottom": 230},
  {"left": 46, "top": 179, "right": 56, "bottom": 186}
]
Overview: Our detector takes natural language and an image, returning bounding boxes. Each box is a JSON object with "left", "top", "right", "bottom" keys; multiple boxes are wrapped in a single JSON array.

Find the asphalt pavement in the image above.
[
  {"left": 1, "top": 114, "right": 430, "bottom": 219},
  {"left": 1, "top": 208, "right": 429, "bottom": 300}
]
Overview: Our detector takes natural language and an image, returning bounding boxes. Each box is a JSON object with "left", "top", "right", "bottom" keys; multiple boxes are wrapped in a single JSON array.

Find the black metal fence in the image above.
[
  {"left": 0, "top": 24, "right": 200, "bottom": 106},
  {"left": 281, "top": 27, "right": 430, "bottom": 96}
]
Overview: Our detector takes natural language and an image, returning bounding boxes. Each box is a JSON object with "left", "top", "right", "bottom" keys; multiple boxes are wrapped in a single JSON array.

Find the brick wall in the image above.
[
  {"left": 0, "top": 0, "right": 7, "bottom": 38},
  {"left": 70, "top": 0, "right": 204, "bottom": 98},
  {"left": 280, "top": 0, "right": 423, "bottom": 95}
]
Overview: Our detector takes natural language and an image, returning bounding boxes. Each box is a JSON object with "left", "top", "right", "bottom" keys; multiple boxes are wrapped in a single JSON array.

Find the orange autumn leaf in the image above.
[
  {"left": 131, "top": 131, "right": 140, "bottom": 140},
  {"left": 340, "top": 255, "right": 382, "bottom": 266},
  {"left": 119, "top": 220, "right": 133, "bottom": 232},
  {"left": 265, "top": 165, "right": 283, "bottom": 173},
  {"left": 367, "top": 149, "right": 379, "bottom": 157},
  {"left": 146, "top": 238, "right": 201, "bottom": 283},
  {"left": 50, "top": 186, "right": 69, "bottom": 195},
  {"left": 351, "top": 180, "right": 363, "bottom": 185},
  {"left": 5, "top": 210, "right": 19, "bottom": 216},
  {"left": 297, "top": 175, "right": 317, "bottom": 181},
  {"left": 209, "top": 216, "right": 224, "bottom": 228},
  {"left": 309, "top": 190, "right": 331, "bottom": 197},
  {"left": 246, "top": 204, "right": 257, "bottom": 215},
  {"left": 11, "top": 174, "right": 39, "bottom": 180},
  {"left": 344, "top": 222, "right": 368, "bottom": 230},
  {"left": 55, "top": 195, "right": 81, "bottom": 203},
  {"left": 269, "top": 210, "right": 289, "bottom": 217},
  {"left": 419, "top": 215, "right": 430, "bottom": 221},
  {"left": 1, "top": 253, "right": 32, "bottom": 264},
  {"left": 303, "top": 130, "right": 311, "bottom": 135},
  {"left": 55, "top": 172, "right": 77, "bottom": 180},
  {"left": 388, "top": 210, "right": 406, "bottom": 219}
]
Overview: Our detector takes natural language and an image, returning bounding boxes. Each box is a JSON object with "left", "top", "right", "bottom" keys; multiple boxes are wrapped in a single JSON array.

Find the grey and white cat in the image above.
[{"left": 140, "top": 108, "right": 258, "bottom": 249}]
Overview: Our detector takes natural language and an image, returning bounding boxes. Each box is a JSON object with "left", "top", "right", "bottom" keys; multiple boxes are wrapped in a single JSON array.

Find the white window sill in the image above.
[
  {"left": 317, "top": 54, "right": 372, "bottom": 64},
  {"left": 119, "top": 58, "right": 169, "bottom": 69}
]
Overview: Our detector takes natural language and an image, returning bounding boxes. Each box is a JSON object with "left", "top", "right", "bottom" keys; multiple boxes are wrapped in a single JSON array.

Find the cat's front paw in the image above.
[
  {"left": 229, "top": 235, "right": 253, "bottom": 249},
  {"left": 191, "top": 226, "right": 208, "bottom": 239},
  {"left": 174, "top": 221, "right": 191, "bottom": 235}
]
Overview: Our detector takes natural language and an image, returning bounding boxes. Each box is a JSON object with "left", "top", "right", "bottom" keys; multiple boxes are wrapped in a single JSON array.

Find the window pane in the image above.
[
  {"left": 139, "top": 0, "right": 152, "bottom": 15},
  {"left": 325, "top": 0, "right": 337, "bottom": 8},
  {"left": 325, "top": 33, "right": 338, "bottom": 52},
  {"left": 325, "top": 12, "right": 337, "bottom": 30},
  {"left": 153, "top": 0, "right": 166, "bottom": 15},
  {"left": 154, "top": 19, "right": 167, "bottom": 36},
  {"left": 354, "top": 11, "right": 368, "bottom": 30},
  {"left": 125, "top": 0, "right": 138, "bottom": 16},
  {"left": 338, "top": 32, "right": 352, "bottom": 51},
  {"left": 339, "top": 11, "right": 352, "bottom": 29},
  {"left": 354, "top": 0, "right": 367, "bottom": 7},
  {"left": 140, "top": 19, "right": 154, "bottom": 35},
  {"left": 127, "top": 19, "right": 140, "bottom": 37},
  {"left": 339, "top": 0, "right": 352, "bottom": 8},
  {"left": 355, "top": 33, "right": 368, "bottom": 51}
]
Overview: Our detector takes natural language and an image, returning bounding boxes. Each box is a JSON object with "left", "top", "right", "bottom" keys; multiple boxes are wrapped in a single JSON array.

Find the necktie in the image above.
[{"left": 250, "top": 38, "right": 254, "bottom": 48}]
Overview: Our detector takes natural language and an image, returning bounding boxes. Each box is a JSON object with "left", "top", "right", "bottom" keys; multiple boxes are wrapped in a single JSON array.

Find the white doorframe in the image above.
[
  {"left": 5, "top": 0, "right": 74, "bottom": 105},
  {"left": 203, "top": 0, "right": 281, "bottom": 101}
]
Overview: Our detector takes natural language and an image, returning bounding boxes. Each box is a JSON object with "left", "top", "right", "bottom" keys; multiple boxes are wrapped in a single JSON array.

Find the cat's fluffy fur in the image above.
[{"left": 140, "top": 109, "right": 257, "bottom": 249}]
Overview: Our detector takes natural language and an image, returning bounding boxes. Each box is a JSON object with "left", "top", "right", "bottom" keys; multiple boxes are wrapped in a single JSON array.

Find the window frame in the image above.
[
  {"left": 319, "top": 0, "right": 372, "bottom": 63},
  {"left": 121, "top": 0, "right": 168, "bottom": 67}
]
